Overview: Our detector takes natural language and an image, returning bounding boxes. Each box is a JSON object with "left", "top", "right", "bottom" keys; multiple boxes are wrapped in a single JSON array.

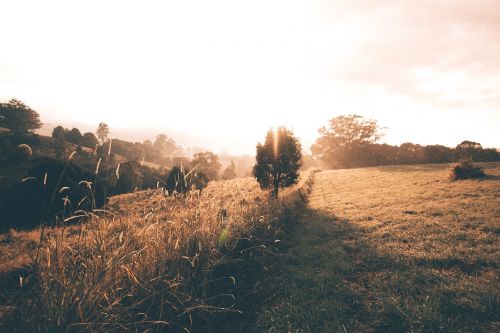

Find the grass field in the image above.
[
  {"left": 256, "top": 163, "right": 499, "bottom": 332},
  {"left": 0, "top": 171, "right": 313, "bottom": 332}
]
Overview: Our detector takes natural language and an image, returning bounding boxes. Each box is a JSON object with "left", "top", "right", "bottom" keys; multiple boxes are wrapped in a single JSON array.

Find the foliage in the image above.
[
  {"left": 455, "top": 140, "right": 483, "bottom": 161},
  {"left": 51, "top": 125, "right": 65, "bottom": 141},
  {"left": 191, "top": 151, "right": 222, "bottom": 181},
  {"left": 96, "top": 122, "right": 110, "bottom": 143},
  {"left": 253, "top": 127, "right": 302, "bottom": 197},
  {"left": 311, "top": 114, "right": 382, "bottom": 168},
  {"left": 450, "top": 158, "right": 486, "bottom": 180},
  {"left": 65, "top": 127, "right": 82, "bottom": 145},
  {"left": 154, "top": 133, "right": 183, "bottom": 157},
  {"left": 165, "top": 166, "right": 208, "bottom": 194},
  {"left": 81, "top": 132, "right": 99, "bottom": 149},
  {"left": 0, "top": 99, "right": 42, "bottom": 133},
  {"left": 0, "top": 157, "right": 100, "bottom": 230}
]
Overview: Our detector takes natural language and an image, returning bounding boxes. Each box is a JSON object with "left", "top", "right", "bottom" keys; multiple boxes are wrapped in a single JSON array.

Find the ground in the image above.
[{"left": 256, "top": 163, "right": 499, "bottom": 332}]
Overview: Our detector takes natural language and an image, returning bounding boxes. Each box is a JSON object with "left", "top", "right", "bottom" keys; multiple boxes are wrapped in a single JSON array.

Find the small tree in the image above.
[
  {"left": 253, "top": 127, "right": 302, "bottom": 197},
  {"left": 96, "top": 122, "right": 110, "bottom": 144},
  {"left": 0, "top": 99, "right": 42, "bottom": 133}
]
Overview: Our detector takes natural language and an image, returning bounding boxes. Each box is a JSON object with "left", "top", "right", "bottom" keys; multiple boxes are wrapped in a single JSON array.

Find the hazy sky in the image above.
[{"left": 1, "top": 0, "right": 499, "bottom": 154}]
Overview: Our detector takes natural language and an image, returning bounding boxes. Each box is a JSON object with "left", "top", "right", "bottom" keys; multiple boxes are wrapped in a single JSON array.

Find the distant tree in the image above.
[
  {"left": 81, "top": 132, "right": 99, "bottom": 149},
  {"left": 398, "top": 142, "right": 424, "bottom": 164},
  {"left": 191, "top": 151, "right": 222, "bottom": 181},
  {"left": 222, "top": 161, "right": 237, "bottom": 180},
  {"left": 65, "top": 127, "right": 83, "bottom": 145},
  {"left": 96, "top": 122, "right": 110, "bottom": 144},
  {"left": 311, "top": 115, "right": 382, "bottom": 168},
  {"left": 154, "top": 133, "right": 182, "bottom": 156},
  {"left": 0, "top": 99, "right": 42, "bottom": 133},
  {"left": 455, "top": 140, "right": 482, "bottom": 161},
  {"left": 52, "top": 125, "right": 66, "bottom": 141},
  {"left": 253, "top": 127, "right": 302, "bottom": 197}
]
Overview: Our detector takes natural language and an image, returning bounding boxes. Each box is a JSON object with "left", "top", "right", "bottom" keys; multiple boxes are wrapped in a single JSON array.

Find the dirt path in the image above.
[{"left": 254, "top": 166, "right": 499, "bottom": 332}]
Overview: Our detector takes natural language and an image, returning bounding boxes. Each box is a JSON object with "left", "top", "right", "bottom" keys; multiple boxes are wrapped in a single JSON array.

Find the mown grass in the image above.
[
  {"left": 256, "top": 162, "right": 499, "bottom": 332},
  {"left": 0, "top": 170, "right": 315, "bottom": 332}
]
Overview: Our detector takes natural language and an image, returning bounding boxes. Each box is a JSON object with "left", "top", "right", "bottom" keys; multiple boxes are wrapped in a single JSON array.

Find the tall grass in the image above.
[{"left": 2, "top": 168, "right": 316, "bottom": 332}]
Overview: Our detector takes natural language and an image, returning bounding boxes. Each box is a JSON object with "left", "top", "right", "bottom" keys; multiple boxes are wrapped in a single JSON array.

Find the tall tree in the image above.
[
  {"left": 311, "top": 115, "right": 382, "bottom": 168},
  {"left": 253, "top": 127, "right": 302, "bottom": 197},
  {"left": 0, "top": 99, "right": 42, "bottom": 133},
  {"left": 96, "top": 122, "right": 110, "bottom": 144},
  {"left": 191, "top": 151, "right": 222, "bottom": 181}
]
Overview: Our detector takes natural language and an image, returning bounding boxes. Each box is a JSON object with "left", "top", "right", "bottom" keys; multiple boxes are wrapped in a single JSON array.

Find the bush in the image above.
[
  {"left": 0, "top": 157, "right": 102, "bottom": 230},
  {"left": 450, "top": 159, "right": 486, "bottom": 180}
]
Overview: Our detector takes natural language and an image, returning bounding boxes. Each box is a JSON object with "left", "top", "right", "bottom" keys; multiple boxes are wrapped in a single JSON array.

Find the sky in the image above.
[{"left": 1, "top": 0, "right": 499, "bottom": 154}]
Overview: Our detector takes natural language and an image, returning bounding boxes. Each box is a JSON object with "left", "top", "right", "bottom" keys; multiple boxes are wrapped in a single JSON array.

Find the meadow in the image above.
[
  {"left": 0, "top": 171, "right": 314, "bottom": 332},
  {"left": 255, "top": 162, "right": 499, "bottom": 332}
]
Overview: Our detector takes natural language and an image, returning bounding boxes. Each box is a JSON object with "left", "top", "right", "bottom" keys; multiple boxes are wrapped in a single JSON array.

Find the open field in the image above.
[{"left": 256, "top": 163, "right": 499, "bottom": 332}]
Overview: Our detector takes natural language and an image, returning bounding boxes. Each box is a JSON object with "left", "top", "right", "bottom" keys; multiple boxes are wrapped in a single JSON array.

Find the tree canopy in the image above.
[
  {"left": 191, "top": 151, "right": 222, "bottom": 181},
  {"left": 0, "top": 99, "right": 42, "bottom": 133},
  {"left": 311, "top": 114, "right": 383, "bottom": 168},
  {"left": 253, "top": 127, "right": 302, "bottom": 197},
  {"left": 96, "top": 122, "right": 110, "bottom": 143}
]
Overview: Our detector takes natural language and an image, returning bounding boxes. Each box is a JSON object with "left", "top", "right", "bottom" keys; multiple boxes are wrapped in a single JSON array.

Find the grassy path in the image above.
[{"left": 255, "top": 165, "right": 499, "bottom": 332}]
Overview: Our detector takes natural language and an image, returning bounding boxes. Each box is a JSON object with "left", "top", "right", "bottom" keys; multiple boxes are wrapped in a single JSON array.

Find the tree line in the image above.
[{"left": 311, "top": 115, "right": 500, "bottom": 169}]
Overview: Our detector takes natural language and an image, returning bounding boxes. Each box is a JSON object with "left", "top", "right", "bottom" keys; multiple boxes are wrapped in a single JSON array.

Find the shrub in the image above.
[{"left": 450, "top": 159, "right": 485, "bottom": 180}]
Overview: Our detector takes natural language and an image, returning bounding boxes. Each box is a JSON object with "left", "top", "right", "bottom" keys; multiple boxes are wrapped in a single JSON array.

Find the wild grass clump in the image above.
[
  {"left": 449, "top": 158, "right": 486, "bottom": 180},
  {"left": 1, "top": 171, "right": 315, "bottom": 332}
]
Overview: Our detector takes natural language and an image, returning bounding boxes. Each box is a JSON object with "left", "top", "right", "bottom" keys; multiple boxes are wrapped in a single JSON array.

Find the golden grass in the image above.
[
  {"left": 256, "top": 163, "right": 499, "bottom": 332},
  {"left": 0, "top": 170, "right": 316, "bottom": 332}
]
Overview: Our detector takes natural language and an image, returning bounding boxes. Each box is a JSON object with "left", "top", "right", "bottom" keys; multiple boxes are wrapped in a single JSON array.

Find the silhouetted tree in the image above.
[
  {"left": 222, "top": 161, "right": 237, "bottom": 180},
  {"left": 52, "top": 125, "right": 66, "bottom": 141},
  {"left": 0, "top": 99, "right": 42, "bottom": 133},
  {"left": 455, "top": 140, "right": 482, "bottom": 161},
  {"left": 96, "top": 122, "right": 110, "bottom": 144},
  {"left": 65, "top": 127, "right": 83, "bottom": 145},
  {"left": 81, "top": 132, "right": 99, "bottom": 149},
  {"left": 253, "top": 127, "right": 302, "bottom": 197},
  {"left": 311, "top": 115, "right": 382, "bottom": 168}
]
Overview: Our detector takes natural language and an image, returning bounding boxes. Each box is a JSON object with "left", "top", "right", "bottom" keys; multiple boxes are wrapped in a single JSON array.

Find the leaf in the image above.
[{"left": 217, "top": 227, "right": 229, "bottom": 251}]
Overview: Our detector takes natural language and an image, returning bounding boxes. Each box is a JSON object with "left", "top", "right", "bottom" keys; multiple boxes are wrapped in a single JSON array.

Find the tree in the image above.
[
  {"left": 81, "top": 132, "right": 99, "bottom": 149},
  {"left": 311, "top": 115, "right": 382, "bottom": 168},
  {"left": 52, "top": 125, "right": 66, "bottom": 141},
  {"left": 65, "top": 127, "right": 82, "bottom": 145},
  {"left": 96, "top": 122, "right": 110, "bottom": 144},
  {"left": 154, "top": 133, "right": 182, "bottom": 156},
  {"left": 0, "top": 99, "right": 42, "bottom": 133},
  {"left": 253, "top": 127, "right": 302, "bottom": 197},
  {"left": 191, "top": 151, "right": 222, "bottom": 181},
  {"left": 455, "top": 140, "right": 482, "bottom": 161}
]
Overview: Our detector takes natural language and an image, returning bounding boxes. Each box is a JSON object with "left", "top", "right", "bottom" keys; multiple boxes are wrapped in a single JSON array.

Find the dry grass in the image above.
[
  {"left": 0, "top": 171, "right": 315, "bottom": 332},
  {"left": 256, "top": 162, "right": 499, "bottom": 332}
]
